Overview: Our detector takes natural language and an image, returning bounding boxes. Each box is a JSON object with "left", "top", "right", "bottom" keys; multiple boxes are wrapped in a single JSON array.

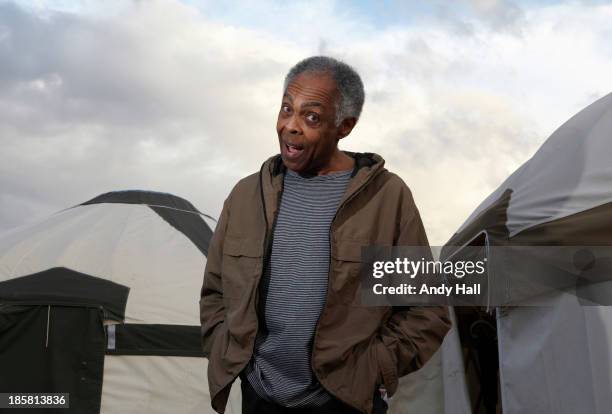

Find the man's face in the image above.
[{"left": 276, "top": 71, "right": 343, "bottom": 174}]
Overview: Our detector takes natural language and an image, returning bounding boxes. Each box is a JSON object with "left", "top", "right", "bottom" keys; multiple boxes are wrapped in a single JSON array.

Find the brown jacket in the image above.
[{"left": 200, "top": 152, "right": 451, "bottom": 414}]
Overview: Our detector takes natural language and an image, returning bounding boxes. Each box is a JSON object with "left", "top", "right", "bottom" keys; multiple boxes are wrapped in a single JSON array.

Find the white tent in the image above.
[
  {"left": 0, "top": 190, "right": 243, "bottom": 413},
  {"left": 439, "top": 92, "right": 612, "bottom": 413}
]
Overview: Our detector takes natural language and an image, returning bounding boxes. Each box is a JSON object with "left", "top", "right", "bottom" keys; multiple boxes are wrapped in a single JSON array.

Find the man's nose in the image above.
[{"left": 285, "top": 114, "right": 301, "bottom": 134}]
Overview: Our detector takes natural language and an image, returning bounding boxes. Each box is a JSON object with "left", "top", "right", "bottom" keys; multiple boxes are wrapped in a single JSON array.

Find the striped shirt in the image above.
[{"left": 243, "top": 167, "right": 352, "bottom": 407}]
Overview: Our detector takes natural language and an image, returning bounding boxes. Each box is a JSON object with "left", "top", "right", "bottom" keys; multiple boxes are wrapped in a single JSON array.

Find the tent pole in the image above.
[{"left": 45, "top": 305, "right": 51, "bottom": 348}]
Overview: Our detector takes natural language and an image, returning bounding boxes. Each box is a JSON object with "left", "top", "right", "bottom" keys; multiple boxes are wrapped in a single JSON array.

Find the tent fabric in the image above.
[
  {"left": 0, "top": 202, "right": 208, "bottom": 325},
  {"left": 104, "top": 323, "right": 205, "bottom": 357},
  {"left": 441, "top": 92, "right": 612, "bottom": 413},
  {"left": 455, "top": 92, "right": 612, "bottom": 239},
  {"left": 440, "top": 308, "right": 472, "bottom": 414},
  {"left": 149, "top": 204, "right": 213, "bottom": 256},
  {"left": 388, "top": 348, "right": 445, "bottom": 413},
  {"left": 0, "top": 267, "right": 129, "bottom": 321},
  {"left": 509, "top": 201, "right": 612, "bottom": 246},
  {"left": 444, "top": 189, "right": 511, "bottom": 254},
  {"left": 100, "top": 356, "right": 243, "bottom": 414},
  {"left": 81, "top": 190, "right": 214, "bottom": 256},
  {"left": 0, "top": 304, "right": 106, "bottom": 414},
  {"left": 388, "top": 309, "right": 472, "bottom": 414},
  {"left": 0, "top": 190, "right": 226, "bottom": 413},
  {"left": 496, "top": 293, "right": 606, "bottom": 414},
  {"left": 81, "top": 190, "right": 202, "bottom": 213}
]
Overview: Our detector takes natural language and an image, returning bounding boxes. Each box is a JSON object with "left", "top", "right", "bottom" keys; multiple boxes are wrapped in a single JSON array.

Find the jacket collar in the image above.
[
  {"left": 259, "top": 152, "right": 386, "bottom": 231},
  {"left": 267, "top": 151, "right": 385, "bottom": 179}
]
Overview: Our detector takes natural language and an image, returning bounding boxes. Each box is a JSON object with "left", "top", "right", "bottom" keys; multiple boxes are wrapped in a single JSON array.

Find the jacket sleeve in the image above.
[
  {"left": 376, "top": 182, "right": 452, "bottom": 396},
  {"left": 199, "top": 194, "right": 231, "bottom": 356}
]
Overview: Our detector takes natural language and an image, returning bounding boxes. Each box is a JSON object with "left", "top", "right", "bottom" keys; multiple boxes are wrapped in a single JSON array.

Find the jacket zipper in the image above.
[
  {"left": 257, "top": 179, "right": 283, "bottom": 316},
  {"left": 310, "top": 169, "right": 382, "bottom": 413},
  {"left": 250, "top": 163, "right": 283, "bottom": 359}
]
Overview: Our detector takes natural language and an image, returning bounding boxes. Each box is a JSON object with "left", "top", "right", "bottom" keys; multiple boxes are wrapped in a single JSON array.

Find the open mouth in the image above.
[{"left": 283, "top": 141, "right": 305, "bottom": 159}]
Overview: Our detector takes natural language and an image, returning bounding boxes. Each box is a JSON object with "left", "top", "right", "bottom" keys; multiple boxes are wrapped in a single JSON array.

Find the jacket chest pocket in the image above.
[
  {"left": 330, "top": 240, "right": 367, "bottom": 306},
  {"left": 221, "top": 235, "right": 264, "bottom": 299}
]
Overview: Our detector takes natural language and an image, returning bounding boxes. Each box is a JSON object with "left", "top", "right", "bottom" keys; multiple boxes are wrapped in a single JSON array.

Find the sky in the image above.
[{"left": 1, "top": 0, "right": 612, "bottom": 245}]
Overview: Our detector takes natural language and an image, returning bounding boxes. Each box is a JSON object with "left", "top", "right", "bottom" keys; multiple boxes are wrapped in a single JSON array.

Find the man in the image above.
[{"left": 200, "top": 56, "right": 450, "bottom": 414}]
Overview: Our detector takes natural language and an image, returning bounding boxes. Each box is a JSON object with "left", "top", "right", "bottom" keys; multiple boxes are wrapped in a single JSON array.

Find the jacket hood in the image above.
[{"left": 262, "top": 151, "right": 386, "bottom": 181}]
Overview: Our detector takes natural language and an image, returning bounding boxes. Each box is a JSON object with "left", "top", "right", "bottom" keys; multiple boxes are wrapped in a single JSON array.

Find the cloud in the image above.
[
  {"left": 462, "top": 0, "right": 525, "bottom": 32},
  {"left": 1, "top": 0, "right": 612, "bottom": 245},
  {"left": 0, "top": 0, "right": 296, "bottom": 232}
]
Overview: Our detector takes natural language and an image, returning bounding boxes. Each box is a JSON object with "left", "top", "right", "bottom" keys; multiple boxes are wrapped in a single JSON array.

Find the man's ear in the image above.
[{"left": 338, "top": 117, "right": 357, "bottom": 139}]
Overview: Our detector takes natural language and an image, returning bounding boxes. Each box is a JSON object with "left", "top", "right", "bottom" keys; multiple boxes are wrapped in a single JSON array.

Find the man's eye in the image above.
[
  {"left": 306, "top": 113, "right": 319, "bottom": 123},
  {"left": 281, "top": 105, "right": 291, "bottom": 113}
]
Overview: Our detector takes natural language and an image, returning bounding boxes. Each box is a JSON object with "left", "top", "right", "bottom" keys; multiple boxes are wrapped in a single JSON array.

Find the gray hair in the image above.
[{"left": 283, "top": 56, "right": 365, "bottom": 126}]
